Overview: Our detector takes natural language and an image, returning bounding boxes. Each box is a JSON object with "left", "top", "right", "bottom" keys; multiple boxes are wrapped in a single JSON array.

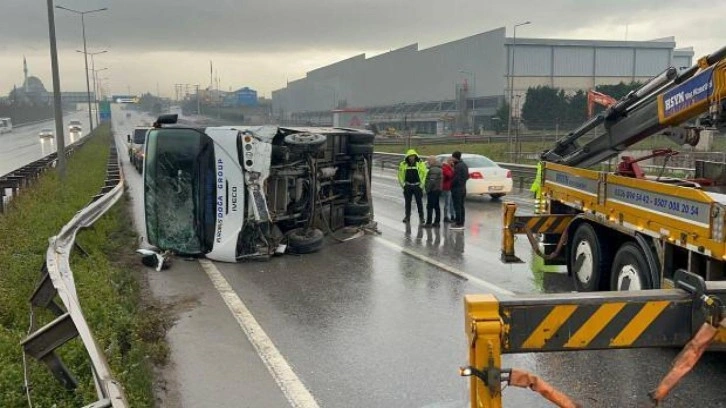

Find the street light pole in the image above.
[
  {"left": 507, "top": 21, "right": 531, "bottom": 161},
  {"left": 195, "top": 85, "right": 201, "bottom": 115},
  {"left": 77, "top": 50, "right": 107, "bottom": 125},
  {"left": 56, "top": 5, "right": 107, "bottom": 132},
  {"left": 46, "top": 0, "right": 66, "bottom": 178},
  {"left": 92, "top": 67, "right": 108, "bottom": 123}
]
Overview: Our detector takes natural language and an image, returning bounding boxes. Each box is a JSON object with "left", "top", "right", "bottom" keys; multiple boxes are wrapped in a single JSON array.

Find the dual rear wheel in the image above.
[{"left": 569, "top": 223, "right": 655, "bottom": 292}]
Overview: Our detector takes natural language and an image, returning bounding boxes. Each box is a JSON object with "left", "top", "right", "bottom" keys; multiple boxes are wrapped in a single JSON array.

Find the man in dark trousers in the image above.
[
  {"left": 449, "top": 151, "right": 469, "bottom": 230},
  {"left": 397, "top": 149, "right": 427, "bottom": 223},
  {"left": 423, "top": 155, "right": 442, "bottom": 228}
]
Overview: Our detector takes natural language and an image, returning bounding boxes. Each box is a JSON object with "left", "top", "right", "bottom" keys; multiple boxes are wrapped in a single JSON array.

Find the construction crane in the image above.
[{"left": 463, "top": 45, "right": 726, "bottom": 408}]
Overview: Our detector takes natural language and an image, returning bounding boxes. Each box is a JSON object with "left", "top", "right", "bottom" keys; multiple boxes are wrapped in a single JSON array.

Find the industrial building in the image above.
[{"left": 271, "top": 27, "right": 694, "bottom": 134}]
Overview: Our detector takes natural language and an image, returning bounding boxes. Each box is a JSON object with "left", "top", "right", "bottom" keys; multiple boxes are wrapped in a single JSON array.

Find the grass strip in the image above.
[{"left": 0, "top": 124, "right": 167, "bottom": 407}]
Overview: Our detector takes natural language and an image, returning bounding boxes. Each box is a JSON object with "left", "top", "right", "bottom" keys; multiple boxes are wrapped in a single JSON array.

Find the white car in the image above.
[
  {"left": 38, "top": 128, "right": 54, "bottom": 139},
  {"left": 437, "top": 153, "right": 513, "bottom": 198},
  {"left": 68, "top": 120, "right": 82, "bottom": 133},
  {"left": 0, "top": 117, "right": 12, "bottom": 134}
]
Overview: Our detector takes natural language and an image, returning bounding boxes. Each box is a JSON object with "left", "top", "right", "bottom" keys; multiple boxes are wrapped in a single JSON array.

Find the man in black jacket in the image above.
[{"left": 449, "top": 151, "right": 469, "bottom": 230}]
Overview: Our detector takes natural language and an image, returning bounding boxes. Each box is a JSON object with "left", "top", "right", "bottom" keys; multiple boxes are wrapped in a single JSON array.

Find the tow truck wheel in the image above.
[
  {"left": 569, "top": 223, "right": 611, "bottom": 292},
  {"left": 286, "top": 228, "right": 324, "bottom": 254},
  {"left": 610, "top": 242, "right": 652, "bottom": 291}
]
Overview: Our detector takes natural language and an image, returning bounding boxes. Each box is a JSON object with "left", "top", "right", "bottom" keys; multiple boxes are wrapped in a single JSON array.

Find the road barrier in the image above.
[
  {"left": 372, "top": 152, "right": 701, "bottom": 193},
  {"left": 374, "top": 133, "right": 559, "bottom": 145},
  {"left": 372, "top": 152, "right": 538, "bottom": 192},
  {"left": 0, "top": 126, "right": 96, "bottom": 213},
  {"left": 21, "top": 142, "right": 128, "bottom": 407}
]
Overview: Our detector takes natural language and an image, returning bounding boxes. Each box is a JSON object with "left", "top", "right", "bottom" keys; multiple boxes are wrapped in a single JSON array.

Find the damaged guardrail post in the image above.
[{"left": 21, "top": 143, "right": 129, "bottom": 408}]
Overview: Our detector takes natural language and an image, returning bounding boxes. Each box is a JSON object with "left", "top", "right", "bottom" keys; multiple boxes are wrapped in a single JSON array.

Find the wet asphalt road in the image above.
[
  {"left": 214, "top": 170, "right": 726, "bottom": 408},
  {"left": 0, "top": 111, "right": 89, "bottom": 176},
  {"left": 112, "top": 110, "right": 725, "bottom": 408}
]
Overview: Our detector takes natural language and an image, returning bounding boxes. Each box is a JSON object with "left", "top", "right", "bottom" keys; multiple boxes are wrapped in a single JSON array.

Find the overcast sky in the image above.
[{"left": 1, "top": 0, "right": 723, "bottom": 98}]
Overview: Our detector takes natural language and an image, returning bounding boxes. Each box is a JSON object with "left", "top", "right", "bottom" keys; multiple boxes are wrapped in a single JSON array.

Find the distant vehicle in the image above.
[
  {"left": 0, "top": 117, "right": 12, "bottom": 134},
  {"left": 128, "top": 127, "right": 150, "bottom": 173},
  {"left": 436, "top": 153, "right": 512, "bottom": 199},
  {"left": 39, "top": 128, "right": 54, "bottom": 139},
  {"left": 68, "top": 120, "right": 82, "bottom": 133}
]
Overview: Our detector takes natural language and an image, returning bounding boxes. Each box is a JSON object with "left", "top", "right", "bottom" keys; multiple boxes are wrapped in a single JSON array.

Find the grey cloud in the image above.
[{"left": 1, "top": 0, "right": 719, "bottom": 54}]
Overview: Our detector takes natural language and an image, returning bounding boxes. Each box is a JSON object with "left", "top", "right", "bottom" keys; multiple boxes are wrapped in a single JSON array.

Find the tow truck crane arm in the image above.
[
  {"left": 480, "top": 46, "right": 726, "bottom": 408},
  {"left": 543, "top": 45, "right": 726, "bottom": 168}
]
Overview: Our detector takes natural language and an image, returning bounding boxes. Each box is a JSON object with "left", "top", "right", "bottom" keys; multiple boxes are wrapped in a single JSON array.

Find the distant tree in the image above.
[
  {"left": 521, "top": 86, "right": 568, "bottom": 130},
  {"left": 565, "top": 90, "right": 588, "bottom": 128}
]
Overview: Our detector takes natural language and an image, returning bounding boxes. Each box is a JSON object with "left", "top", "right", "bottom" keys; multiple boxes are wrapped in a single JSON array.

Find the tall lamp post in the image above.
[
  {"left": 91, "top": 67, "right": 108, "bottom": 124},
  {"left": 459, "top": 70, "right": 476, "bottom": 133},
  {"left": 507, "top": 20, "right": 531, "bottom": 161},
  {"left": 77, "top": 50, "right": 107, "bottom": 125},
  {"left": 56, "top": 5, "right": 107, "bottom": 131}
]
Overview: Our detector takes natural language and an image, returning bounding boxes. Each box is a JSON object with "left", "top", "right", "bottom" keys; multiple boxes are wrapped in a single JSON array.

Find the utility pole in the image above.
[
  {"left": 78, "top": 50, "right": 107, "bottom": 125},
  {"left": 195, "top": 84, "right": 201, "bottom": 115},
  {"left": 46, "top": 0, "right": 66, "bottom": 178},
  {"left": 459, "top": 70, "right": 476, "bottom": 133},
  {"left": 507, "top": 21, "right": 531, "bottom": 161}
]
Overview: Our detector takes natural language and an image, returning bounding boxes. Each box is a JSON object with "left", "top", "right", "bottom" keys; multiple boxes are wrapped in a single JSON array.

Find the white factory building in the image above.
[{"left": 271, "top": 27, "right": 693, "bottom": 133}]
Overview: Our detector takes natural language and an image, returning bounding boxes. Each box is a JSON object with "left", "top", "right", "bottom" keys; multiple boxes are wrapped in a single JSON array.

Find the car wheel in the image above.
[
  {"left": 284, "top": 133, "right": 326, "bottom": 153},
  {"left": 344, "top": 214, "right": 371, "bottom": 226},
  {"left": 348, "top": 144, "right": 374, "bottom": 156},
  {"left": 490, "top": 193, "right": 506, "bottom": 200},
  {"left": 610, "top": 242, "right": 653, "bottom": 291},
  {"left": 344, "top": 202, "right": 371, "bottom": 216},
  {"left": 287, "top": 228, "right": 324, "bottom": 254},
  {"left": 348, "top": 133, "right": 375, "bottom": 145},
  {"left": 569, "top": 223, "right": 611, "bottom": 292}
]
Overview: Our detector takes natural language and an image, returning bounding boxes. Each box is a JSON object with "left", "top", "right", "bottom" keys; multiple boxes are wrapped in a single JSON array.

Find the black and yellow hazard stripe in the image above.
[
  {"left": 502, "top": 294, "right": 695, "bottom": 352},
  {"left": 511, "top": 214, "right": 573, "bottom": 235}
]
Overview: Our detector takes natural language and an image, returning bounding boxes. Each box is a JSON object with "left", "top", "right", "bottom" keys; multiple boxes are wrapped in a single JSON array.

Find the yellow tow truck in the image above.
[{"left": 463, "top": 45, "right": 726, "bottom": 407}]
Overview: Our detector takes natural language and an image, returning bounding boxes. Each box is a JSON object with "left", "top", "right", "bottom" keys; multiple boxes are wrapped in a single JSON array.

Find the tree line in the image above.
[{"left": 499, "top": 82, "right": 643, "bottom": 132}]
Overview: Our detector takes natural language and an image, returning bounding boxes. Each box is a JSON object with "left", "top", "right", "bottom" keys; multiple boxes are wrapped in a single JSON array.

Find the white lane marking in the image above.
[
  {"left": 372, "top": 235, "right": 516, "bottom": 296},
  {"left": 199, "top": 259, "right": 320, "bottom": 408}
]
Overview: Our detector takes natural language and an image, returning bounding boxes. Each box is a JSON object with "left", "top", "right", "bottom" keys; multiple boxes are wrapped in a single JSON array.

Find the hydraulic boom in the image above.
[{"left": 542, "top": 45, "right": 726, "bottom": 168}]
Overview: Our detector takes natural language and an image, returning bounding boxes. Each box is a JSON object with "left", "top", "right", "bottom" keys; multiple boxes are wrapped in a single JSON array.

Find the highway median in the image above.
[{"left": 0, "top": 124, "right": 167, "bottom": 407}]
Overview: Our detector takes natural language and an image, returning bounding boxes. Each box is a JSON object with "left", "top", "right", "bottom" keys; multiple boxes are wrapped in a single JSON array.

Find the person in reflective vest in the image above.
[{"left": 397, "top": 149, "right": 427, "bottom": 223}]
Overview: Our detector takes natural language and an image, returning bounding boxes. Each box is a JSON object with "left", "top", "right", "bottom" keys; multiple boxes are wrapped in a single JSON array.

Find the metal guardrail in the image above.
[
  {"left": 372, "top": 152, "right": 537, "bottom": 192},
  {"left": 374, "top": 134, "right": 558, "bottom": 145},
  {"left": 0, "top": 127, "right": 95, "bottom": 213},
  {"left": 373, "top": 152, "right": 701, "bottom": 187},
  {"left": 21, "top": 142, "right": 128, "bottom": 408}
]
